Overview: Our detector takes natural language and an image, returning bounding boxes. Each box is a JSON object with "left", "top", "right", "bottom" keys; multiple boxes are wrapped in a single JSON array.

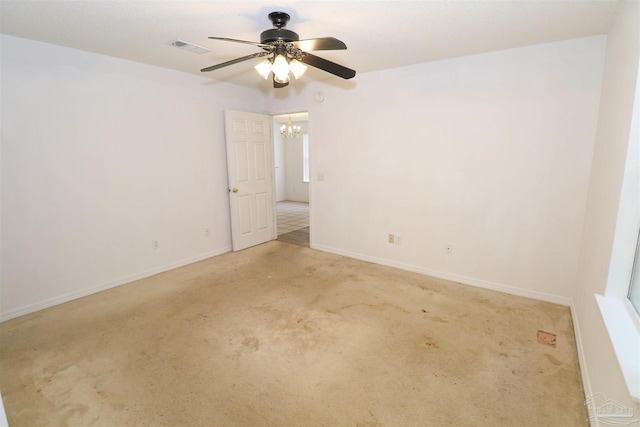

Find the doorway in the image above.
[
  {"left": 273, "top": 112, "right": 310, "bottom": 247},
  {"left": 276, "top": 201, "right": 309, "bottom": 246}
]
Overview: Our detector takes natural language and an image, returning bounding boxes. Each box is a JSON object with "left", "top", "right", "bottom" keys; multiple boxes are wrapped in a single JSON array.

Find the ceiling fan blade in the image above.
[
  {"left": 208, "top": 37, "right": 273, "bottom": 50},
  {"left": 201, "top": 51, "right": 271, "bottom": 72},
  {"left": 291, "top": 37, "right": 347, "bottom": 51},
  {"left": 299, "top": 53, "right": 356, "bottom": 79},
  {"left": 273, "top": 76, "right": 289, "bottom": 88}
]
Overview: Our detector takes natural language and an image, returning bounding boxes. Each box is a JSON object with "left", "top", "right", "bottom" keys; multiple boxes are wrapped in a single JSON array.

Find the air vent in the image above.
[{"left": 170, "top": 39, "right": 211, "bottom": 54}]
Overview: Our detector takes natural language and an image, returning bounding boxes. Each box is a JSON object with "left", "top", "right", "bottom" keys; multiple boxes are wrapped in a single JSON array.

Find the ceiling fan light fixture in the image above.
[
  {"left": 289, "top": 59, "right": 308, "bottom": 79},
  {"left": 254, "top": 59, "right": 272, "bottom": 79},
  {"left": 274, "top": 74, "right": 290, "bottom": 84},
  {"left": 272, "top": 54, "right": 290, "bottom": 83},
  {"left": 201, "top": 12, "right": 356, "bottom": 88}
]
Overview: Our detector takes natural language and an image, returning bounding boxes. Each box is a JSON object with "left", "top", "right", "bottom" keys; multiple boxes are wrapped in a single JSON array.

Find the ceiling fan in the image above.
[{"left": 201, "top": 12, "right": 356, "bottom": 88}]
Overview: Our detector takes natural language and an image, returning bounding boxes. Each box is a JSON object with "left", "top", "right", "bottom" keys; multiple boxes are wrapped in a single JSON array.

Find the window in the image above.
[
  {"left": 595, "top": 63, "right": 640, "bottom": 402},
  {"left": 628, "top": 231, "right": 640, "bottom": 315},
  {"left": 302, "top": 134, "right": 309, "bottom": 183}
]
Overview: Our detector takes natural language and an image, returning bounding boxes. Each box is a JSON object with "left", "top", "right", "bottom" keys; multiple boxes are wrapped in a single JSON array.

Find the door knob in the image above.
[{"left": 232, "top": 188, "right": 238, "bottom": 193}]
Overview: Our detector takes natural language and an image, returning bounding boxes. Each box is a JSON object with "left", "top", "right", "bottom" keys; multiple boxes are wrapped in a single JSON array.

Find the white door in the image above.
[{"left": 224, "top": 110, "right": 275, "bottom": 251}]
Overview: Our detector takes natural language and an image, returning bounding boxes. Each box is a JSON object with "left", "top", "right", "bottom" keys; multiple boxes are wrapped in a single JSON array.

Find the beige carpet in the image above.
[{"left": 0, "top": 241, "right": 587, "bottom": 426}]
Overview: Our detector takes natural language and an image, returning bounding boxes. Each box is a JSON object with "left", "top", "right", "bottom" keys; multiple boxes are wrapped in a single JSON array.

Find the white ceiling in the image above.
[{"left": 0, "top": 1, "right": 623, "bottom": 92}]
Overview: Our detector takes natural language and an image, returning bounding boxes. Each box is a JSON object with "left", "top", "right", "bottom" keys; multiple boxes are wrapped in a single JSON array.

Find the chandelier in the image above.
[{"left": 280, "top": 116, "right": 301, "bottom": 138}]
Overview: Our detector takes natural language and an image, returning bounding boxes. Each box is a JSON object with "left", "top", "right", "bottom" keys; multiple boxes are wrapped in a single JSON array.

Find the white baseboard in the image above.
[
  {"left": 0, "top": 246, "right": 232, "bottom": 322},
  {"left": 312, "top": 244, "right": 572, "bottom": 306},
  {"left": 570, "top": 300, "right": 595, "bottom": 426}
]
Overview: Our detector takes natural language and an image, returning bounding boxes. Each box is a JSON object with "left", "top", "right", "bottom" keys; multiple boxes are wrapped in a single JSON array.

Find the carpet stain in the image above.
[
  {"left": 331, "top": 302, "right": 410, "bottom": 315},
  {"left": 537, "top": 330, "right": 557, "bottom": 348},
  {"left": 430, "top": 315, "right": 449, "bottom": 323},
  {"left": 544, "top": 353, "right": 563, "bottom": 366},
  {"left": 242, "top": 336, "right": 260, "bottom": 351},
  {"left": 424, "top": 337, "right": 439, "bottom": 349}
]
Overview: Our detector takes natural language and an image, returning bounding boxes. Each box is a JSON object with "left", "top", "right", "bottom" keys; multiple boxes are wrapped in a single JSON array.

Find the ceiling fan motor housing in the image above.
[
  {"left": 261, "top": 12, "right": 300, "bottom": 43},
  {"left": 260, "top": 28, "right": 299, "bottom": 43}
]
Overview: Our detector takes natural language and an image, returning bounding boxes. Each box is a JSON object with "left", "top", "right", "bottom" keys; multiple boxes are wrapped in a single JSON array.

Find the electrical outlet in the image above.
[
  {"left": 388, "top": 234, "right": 395, "bottom": 244},
  {"left": 153, "top": 240, "right": 159, "bottom": 250},
  {"left": 205, "top": 228, "right": 210, "bottom": 237},
  {"left": 396, "top": 236, "right": 402, "bottom": 245},
  {"left": 445, "top": 244, "right": 452, "bottom": 254}
]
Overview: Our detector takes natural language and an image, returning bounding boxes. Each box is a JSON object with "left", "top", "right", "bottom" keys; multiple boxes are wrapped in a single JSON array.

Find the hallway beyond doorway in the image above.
[{"left": 276, "top": 201, "right": 309, "bottom": 247}]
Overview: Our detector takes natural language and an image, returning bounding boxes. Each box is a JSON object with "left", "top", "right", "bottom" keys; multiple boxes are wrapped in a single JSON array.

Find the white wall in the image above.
[
  {"left": 284, "top": 123, "right": 309, "bottom": 203},
  {"left": 572, "top": 0, "right": 640, "bottom": 422},
  {"left": 268, "top": 36, "right": 606, "bottom": 305},
  {"left": 0, "top": 35, "right": 265, "bottom": 319}
]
